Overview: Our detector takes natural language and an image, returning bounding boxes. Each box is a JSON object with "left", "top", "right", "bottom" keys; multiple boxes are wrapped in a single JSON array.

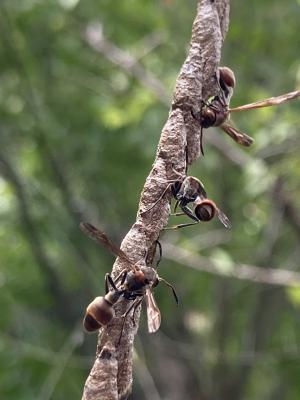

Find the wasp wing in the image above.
[
  {"left": 80, "top": 222, "right": 132, "bottom": 265},
  {"left": 220, "top": 122, "right": 254, "bottom": 147},
  {"left": 216, "top": 208, "right": 232, "bottom": 229},
  {"left": 198, "top": 184, "right": 207, "bottom": 200},
  {"left": 145, "top": 289, "right": 161, "bottom": 333},
  {"left": 229, "top": 90, "right": 300, "bottom": 112}
]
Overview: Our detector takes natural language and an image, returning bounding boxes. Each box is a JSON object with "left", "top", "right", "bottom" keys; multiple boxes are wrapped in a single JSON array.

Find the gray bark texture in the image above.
[{"left": 81, "top": 1, "right": 230, "bottom": 399}]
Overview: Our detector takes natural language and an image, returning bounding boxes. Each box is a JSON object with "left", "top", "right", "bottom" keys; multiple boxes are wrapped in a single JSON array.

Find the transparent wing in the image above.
[
  {"left": 80, "top": 222, "right": 133, "bottom": 266},
  {"left": 220, "top": 122, "right": 254, "bottom": 147},
  {"left": 229, "top": 90, "right": 300, "bottom": 112},
  {"left": 198, "top": 184, "right": 207, "bottom": 200},
  {"left": 190, "top": 176, "right": 207, "bottom": 199},
  {"left": 145, "top": 289, "right": 161, "bottom": 333},
  {"left": 217, "top": 208, "right": 232, "bottom": 229}
]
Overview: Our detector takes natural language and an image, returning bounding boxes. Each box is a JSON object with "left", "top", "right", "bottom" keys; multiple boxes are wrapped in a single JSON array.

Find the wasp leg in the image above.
[
  {"left": 200, "top": 126, "right": 205, "bottom": 156},
  {"left": 167, "top": 204, "right": 198, "bottom": 228},
  {"left": 117, "top": 297, "right": 143, "bottom": 345},
  {"left": 131, "top": 297, "right": 144, "bottom": 323},
  {"left": 123, "top": 293, "right": 141, "bottom": 301},
  {"left": 121, "top": 295, "right": 143, "bottom": 317},
  {"left": 166, "top": 204, "right": 199, "bottom": 229},
  {"left": 173, "top": 199, "right": 180, "bottom": 213},
  {"left": 181, "top": 205, "right": 199, "bottom": 222},
  {"left": 169, "top": 165, "right": 185, "bottom": 180},
  {"left": 140, "top": 182, "right": 174, "bottom": 215},
  {"left": 113, "top": 269, "right": 128, "bottom": 287},
  {"left": 105, "top": 274, "right": 110, "bottom": 294},
  {"left": 170, "top": 211, "right": 185, "bottom": 216},
  {"left": 164, "top": 221, "right": 200, "bottom": 230},
  {"left": 184, "top": 144, "right": 189, "bottom": 174},
  {"left": 105, "top": 273, "right": 118, "bottom": 293},
  {"left": 170, "top": 205, "right": 197, "bottom": 219}
]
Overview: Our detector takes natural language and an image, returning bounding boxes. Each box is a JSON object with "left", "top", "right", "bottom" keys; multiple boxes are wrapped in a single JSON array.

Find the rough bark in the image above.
[{"left": 81, "top": 1, "right": 230, "bottom": 399}]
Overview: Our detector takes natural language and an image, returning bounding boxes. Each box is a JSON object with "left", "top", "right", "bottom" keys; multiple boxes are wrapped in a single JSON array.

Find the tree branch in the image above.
[
  {"left": 162, "top": 242, "right": 300, "bottom": 287},
  {"left": 81, "top": 1, "right": 230, "bottom": 399},
  {"left": 214, "top": 182, "right": 286, "bottom": 399},
  {"left": 85, "top": 23, "right": 170, "bottom": 106},
  {"left": 0, "top": 152, "right": 73, "bottom": 323}
]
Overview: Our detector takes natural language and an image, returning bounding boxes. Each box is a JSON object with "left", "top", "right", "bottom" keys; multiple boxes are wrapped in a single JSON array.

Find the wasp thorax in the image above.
[
  {"left": 219, "top": 66, "right": 236, "bottom": 89},
  {"left": 83, "top": 296, "right": 115, "bottom": 332},
  {"left": 194, "top": 199, "right": 216, "bottom": 222},
  {"left": 125, "top": 270, "right": 149, "bottom": 292},
  {"left": 180, "top": 177, "right": 204, "bottom": 198}
]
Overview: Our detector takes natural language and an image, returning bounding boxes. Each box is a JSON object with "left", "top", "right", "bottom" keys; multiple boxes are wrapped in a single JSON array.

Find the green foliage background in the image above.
[{"left": 1, "top": 0, "right": 300, "bottom": 399}]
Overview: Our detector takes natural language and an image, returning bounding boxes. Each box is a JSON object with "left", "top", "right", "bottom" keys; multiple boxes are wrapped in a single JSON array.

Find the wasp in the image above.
[
  {"left": 80, "top": 222, "right": 178, "bottom": 336},
  {"left": 142, "top": 171, "right": 231, "bottom": 230},
  {"left": 196, "top": 66, "right": 300, "bottom": 155}
]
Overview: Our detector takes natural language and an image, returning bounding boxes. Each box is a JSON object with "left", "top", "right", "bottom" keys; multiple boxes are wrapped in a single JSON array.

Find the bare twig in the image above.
[
  {"left": 134, "top": 338, "right": 162, "bottom": 400},
  {"left": 0, "top": 331, "right": 92, "bottom": 368},
  {"left": 154, "top": 330, "right": 300, "bottom": 365},
  {"left": 81, "top": 1, "right": 230, "bottom": 399},
  {"left": 0, "top": 4, "right": 96, "bottom": 286},
  {"left": 132, "top": 31, "right": 167, "bottom": 62},
  {"left": 274, "top": 178, "right": 300, "bottom": 240},
  {"left": 38, "top": 324, "right": 83, "bottom": 400},
  {"left": 215, "top": 182, "right": 287, "bottom": 400},
  {"left": 85, "top": 23, "right": 170, "bottom": 106},
  {"left": 0, "top": 152, "right": 74, "bottom": 323},
  {"left": 257, "top": 134, "right": 300, "bottom": 160},
  {"left": 162, "top": 242, "right": 300, "bottom": 287}
]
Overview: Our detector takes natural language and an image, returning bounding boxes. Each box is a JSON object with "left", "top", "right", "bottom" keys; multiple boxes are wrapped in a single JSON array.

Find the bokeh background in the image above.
[{"left": 1, "top": 0, "right": 300, "bottom": 399}]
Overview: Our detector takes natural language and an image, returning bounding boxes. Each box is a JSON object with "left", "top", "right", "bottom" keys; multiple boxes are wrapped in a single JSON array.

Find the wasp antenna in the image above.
[
  {"left": 140, "top": 182, "right": 173, "bottom": 215},
  {"left": 158, "top": 277, "right": 179, "bottom": 305},
  {"left": 155, "top": 240, "right": 163, "bottom": 267}
]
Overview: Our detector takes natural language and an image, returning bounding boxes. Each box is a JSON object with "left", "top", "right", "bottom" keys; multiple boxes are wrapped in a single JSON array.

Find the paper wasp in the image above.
[
  {"left": 80, "top": 222, "right": 178, "bottom": 336},
  {"left": 196, "top": 66, "right": 300, "bottom": 155},
  {"left": 142, "top": 171, "right": 231, "bottom": 230}
]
